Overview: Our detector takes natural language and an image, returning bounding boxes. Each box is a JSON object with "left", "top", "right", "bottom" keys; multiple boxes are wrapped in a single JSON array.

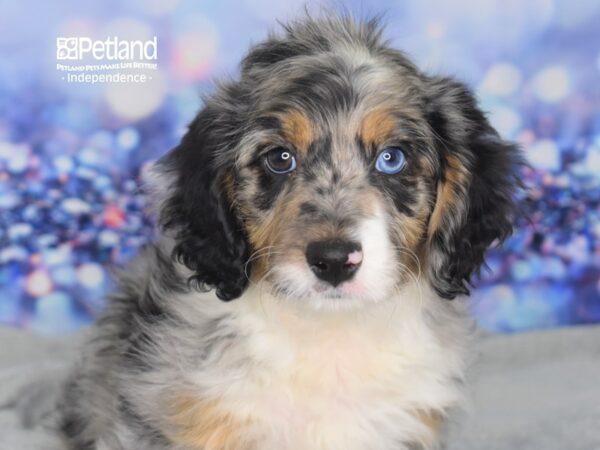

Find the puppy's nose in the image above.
[{"left": 305, "top": 239, "right": 362, "bottom": 286}]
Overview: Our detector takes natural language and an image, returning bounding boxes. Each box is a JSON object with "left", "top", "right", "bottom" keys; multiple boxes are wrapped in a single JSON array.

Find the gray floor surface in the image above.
[{"left": 0, "top": 324, "right": 598, "bottom": 449}]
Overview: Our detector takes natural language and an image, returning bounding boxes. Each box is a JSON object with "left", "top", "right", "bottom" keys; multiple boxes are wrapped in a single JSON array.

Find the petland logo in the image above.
[
  {"left": 56, "top": 37, "right": 157, "bottom": 61},
  {"left": 56, "top": 36, "right": 158, "bottom": 84}
]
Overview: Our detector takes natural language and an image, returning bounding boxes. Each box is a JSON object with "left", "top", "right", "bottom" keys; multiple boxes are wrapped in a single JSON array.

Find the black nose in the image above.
[{"left": 305, "top": 239, "right": 362, "bottom": 286}]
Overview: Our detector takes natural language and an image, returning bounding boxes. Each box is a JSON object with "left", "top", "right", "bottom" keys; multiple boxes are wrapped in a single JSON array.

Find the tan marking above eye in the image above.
[
  {"left": 279, "top": 109, "right": 313, "bottom": 155},
  {"left": 360, "top": 109, "right": 397, "bottom": 152}
]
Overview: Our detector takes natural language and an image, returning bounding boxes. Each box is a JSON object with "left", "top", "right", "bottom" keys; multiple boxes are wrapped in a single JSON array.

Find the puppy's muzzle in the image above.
[{"left": 305, "top": 239, "right": 363, "bottom": 286}]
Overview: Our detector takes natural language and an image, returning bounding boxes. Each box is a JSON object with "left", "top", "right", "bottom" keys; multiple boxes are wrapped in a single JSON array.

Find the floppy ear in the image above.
[
  {"left": 425, "top": 76, "right": 522, "bottom": 299},
  {"left": 156, "top": 106, "right": 250, "bottom": 301}
]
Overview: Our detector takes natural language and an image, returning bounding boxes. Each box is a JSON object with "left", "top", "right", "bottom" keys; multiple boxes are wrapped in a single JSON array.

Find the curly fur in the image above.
[{"left": 159, "top": 110, "right": 251, "bottom": 300}]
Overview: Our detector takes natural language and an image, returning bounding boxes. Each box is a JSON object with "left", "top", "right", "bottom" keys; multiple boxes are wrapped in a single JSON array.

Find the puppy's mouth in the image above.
[
  {"left": 313, "top": 282, "right": 346, "bottom": 297},
  {"left": 313, "top": 285, "right": 344, "bottom": 299},
  {"left": 311, "top": 274, "right": 368, "bottom": 299}
]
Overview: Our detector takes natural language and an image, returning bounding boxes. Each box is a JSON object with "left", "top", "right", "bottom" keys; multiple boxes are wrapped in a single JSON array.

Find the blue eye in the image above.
[
  {"left": 264, "top": 147, "right": 297, "bottom": 174},
  {"left": 375, "top": 147, "right": 406, "bottom": 174}
]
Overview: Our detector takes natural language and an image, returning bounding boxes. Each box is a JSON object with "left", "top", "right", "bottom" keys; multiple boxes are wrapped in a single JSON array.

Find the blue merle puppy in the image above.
[{"left": 58, "top": 14, "right": 521, "bottom": 450}]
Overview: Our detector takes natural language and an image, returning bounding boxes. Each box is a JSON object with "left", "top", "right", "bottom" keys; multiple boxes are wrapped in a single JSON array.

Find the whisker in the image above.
[
  {"left": 393, "top": 246, "right": 423, "bottom": 284},
  {"left": 243, "top": 246, "right": 285, "bottom": 281}
]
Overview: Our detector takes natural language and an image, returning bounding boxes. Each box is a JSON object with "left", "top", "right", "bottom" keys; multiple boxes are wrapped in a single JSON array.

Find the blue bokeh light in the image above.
[{"left": 0, "top": 0, "right": 599, "bottom": 334}]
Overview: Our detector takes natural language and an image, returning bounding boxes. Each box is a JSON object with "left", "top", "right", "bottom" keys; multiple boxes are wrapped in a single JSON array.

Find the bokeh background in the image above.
[{"left": 0, "top": 0, "right": 599, "bottom": 335}]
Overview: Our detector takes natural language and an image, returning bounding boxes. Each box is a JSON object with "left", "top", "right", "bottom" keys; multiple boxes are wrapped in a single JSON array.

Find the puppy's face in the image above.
[
  {"left": 159, "top": 17, "right": 521, "bottom": 307},
  {"left": 233, "top": 57, "right": 437, "bottom": 308}
]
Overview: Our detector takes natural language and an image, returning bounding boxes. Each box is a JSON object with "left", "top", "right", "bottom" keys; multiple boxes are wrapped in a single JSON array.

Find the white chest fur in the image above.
[{"left": 155, "top": 283, "right": 469, "bottom": 450}]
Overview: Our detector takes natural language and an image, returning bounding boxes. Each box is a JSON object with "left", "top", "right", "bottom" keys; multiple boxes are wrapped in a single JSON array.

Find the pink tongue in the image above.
[{"left": 346, "top": 250, "right": 363, "bottom": 265}]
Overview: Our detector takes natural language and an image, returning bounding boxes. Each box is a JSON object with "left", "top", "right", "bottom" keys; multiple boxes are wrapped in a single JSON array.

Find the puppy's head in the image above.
[{"left": 157, "top": 16, "right": 521, "bottom": 308}]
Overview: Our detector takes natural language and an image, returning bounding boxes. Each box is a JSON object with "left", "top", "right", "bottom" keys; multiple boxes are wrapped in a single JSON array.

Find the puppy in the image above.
[{"left": 58, "top": 14, "right": 521, "bottom": 450}]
